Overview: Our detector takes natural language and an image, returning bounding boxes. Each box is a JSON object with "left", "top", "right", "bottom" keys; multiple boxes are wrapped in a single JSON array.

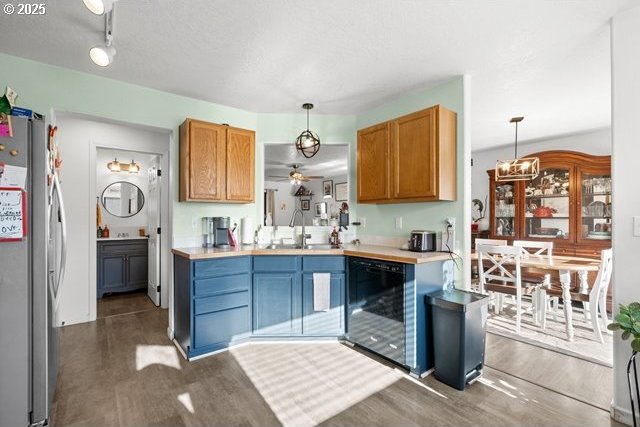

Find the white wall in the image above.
[
  {"left": 56, "top": 114, "right": 171, "bottom": 326},
  {"left": 471, "top": 128, "right": 611, "bottom": 212},
  {"left": 96, "top": 148, "right": 155, "bottom": 235},
  {"left": 611, "top": 6, "right": 640, "bottom": 425}
]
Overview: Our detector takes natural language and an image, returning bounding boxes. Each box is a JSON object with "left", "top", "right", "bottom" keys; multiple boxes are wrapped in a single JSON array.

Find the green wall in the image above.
[
  {"left": 353, "top": 77, "right": 465, "bottom": 248},
  {"left": 0, "top": 53, "right": 464, "bottom": 243}
]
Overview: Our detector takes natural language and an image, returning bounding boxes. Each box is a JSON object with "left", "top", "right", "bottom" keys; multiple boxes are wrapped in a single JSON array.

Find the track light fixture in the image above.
[{"left": 88, "top": 1, "right": 116, "bottom": 66}]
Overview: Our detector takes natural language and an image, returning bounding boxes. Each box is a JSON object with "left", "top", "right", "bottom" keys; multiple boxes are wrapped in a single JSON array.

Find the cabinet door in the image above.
[
  {"left": 302, "top": 273, "right": 344, "bottom": 336},
  {"left": 357, "top": 122, "right": 390, "bottom": 201},
  {"left": 391, "top": 108, "right": 437, "bottom": 199},
  {"left": 226, "top": 127, "right": 255, "bottom": 202},
  {"left": 126, "top": 253, "right": 149, "bottom": 288},
  {"left": 101, "top": 255, "right": 126, "bottom": 291},
  {"left": 187, "top": 120, "right": 226, "bottom": 200},
  {"left": 253, "top": 272, "right": 301, "bottom": 335}
]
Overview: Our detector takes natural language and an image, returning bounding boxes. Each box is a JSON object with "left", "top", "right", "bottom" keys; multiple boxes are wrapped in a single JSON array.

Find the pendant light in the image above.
[
  {"left": 83, "top": 0, "right": 118, "bottom": 15},
  {"left": 295, "top": 103, "right": 321, "bottom": 158},
  {"left": 127, "top": 160, "right": 140, "bottom": 174},
  {"left": 495, "top": 117, "right": 539, "bottom": 181}
]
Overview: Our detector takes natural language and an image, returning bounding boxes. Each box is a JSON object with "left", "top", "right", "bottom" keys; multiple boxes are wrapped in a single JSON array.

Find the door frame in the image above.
[{"left": 64, "top": 112, "right": 173, "bottom": 321}]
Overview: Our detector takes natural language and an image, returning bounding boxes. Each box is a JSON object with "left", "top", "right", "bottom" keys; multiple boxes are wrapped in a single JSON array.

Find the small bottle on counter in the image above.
[
  {"left": 329, "top": 227, "right": 339, "bottom": 247},
  {"left": 103, "top": 225, "right": 110, "bottom": 238},
  {"left": 97, "top": 226, "right": 103, "bottom": 238}
]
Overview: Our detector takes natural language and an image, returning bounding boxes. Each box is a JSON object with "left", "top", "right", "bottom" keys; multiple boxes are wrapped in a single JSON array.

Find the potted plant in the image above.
[
  {"left": 608, "top": 303, "right": 640, "bottom": 426},
  {"left": 472, "top": 196, "right": 488, "bottom": 232}
]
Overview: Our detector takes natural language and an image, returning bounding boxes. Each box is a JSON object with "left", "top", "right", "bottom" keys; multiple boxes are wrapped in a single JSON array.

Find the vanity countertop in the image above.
[
  {"left": 97, "top": 236, "right": 148, "bottom": 241},
  {"left": 171, "top": 244, "right": 452, "bottom": 265}
]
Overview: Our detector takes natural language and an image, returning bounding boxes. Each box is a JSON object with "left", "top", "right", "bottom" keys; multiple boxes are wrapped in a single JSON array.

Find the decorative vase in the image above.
[{"left": 471, "top": 223, "right": 479, "bottom": 232}]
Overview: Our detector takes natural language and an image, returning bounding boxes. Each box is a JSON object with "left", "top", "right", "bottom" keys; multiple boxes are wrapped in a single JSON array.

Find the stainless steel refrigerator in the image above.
[{"left": 0, "top": 116, "right": 67, "bottom": 426}]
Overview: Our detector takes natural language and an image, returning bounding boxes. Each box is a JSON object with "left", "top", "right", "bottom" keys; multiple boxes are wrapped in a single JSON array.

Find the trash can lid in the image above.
[{"left": 426, "top": 289, "right": 489, "bottom": 312}]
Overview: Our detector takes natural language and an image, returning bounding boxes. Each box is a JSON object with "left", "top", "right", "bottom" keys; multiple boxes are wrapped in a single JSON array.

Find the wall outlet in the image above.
[
  {"left": 395, "top": 217, "right": 403, "bottom": 229},
  {"left": 441, "top": 226, "right": 456, "bottom": 252},
  {"left": 446, "top": 217, "right": 456, "bottom": 228},
  {"left": 192, "top": 217, "right": 198, "bottom": 229}
]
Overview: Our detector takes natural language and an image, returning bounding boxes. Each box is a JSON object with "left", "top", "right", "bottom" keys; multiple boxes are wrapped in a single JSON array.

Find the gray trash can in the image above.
[{"left": 426, "top": 289, "right": 490, "bottom": 390}]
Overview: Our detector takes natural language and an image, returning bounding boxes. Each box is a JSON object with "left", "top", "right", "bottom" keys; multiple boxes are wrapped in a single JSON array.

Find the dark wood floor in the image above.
[{"left": 51, "top": 294, "right": 621, "bottom": 427}]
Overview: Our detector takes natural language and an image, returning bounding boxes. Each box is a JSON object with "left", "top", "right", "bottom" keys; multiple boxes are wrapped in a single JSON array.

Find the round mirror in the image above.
[{"left": 101, "top": 182, "right": 145, "bottom": 218}]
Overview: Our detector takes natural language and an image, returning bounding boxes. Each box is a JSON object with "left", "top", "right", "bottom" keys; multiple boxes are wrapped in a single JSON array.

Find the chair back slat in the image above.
[
  {"left": 477, "top": 244, "right": 522, "bottom": 291},
  {"left": 590, "top": 248, "right": 613, "bottom": 299},
  {"left": 513, "top": 240, "right": 553, "bottom": 261}
]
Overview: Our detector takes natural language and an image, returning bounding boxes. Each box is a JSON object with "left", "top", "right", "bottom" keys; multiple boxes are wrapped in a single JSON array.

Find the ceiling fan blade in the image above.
[
  {"left": 305, "top": 176, "right": 324, "bottom": 179},
  {"left": 267, "top": 175, "right": 289, "bottom": 179}
]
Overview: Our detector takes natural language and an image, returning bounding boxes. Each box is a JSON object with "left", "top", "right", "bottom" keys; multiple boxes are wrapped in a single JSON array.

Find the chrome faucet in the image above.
[{"left": 289, "top": 208, "right": 310, "bottom": 248}]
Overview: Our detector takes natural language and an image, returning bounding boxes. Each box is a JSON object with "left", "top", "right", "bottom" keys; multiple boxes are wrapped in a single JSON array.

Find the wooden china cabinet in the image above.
[{"left": 486, "top": 151, "right": 612, "bottom": 257}]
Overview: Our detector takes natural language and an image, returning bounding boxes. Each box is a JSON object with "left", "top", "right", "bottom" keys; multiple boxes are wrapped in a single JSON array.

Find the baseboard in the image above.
[{"left": 611, "top": 402, "right": 634, "bottom": 426}]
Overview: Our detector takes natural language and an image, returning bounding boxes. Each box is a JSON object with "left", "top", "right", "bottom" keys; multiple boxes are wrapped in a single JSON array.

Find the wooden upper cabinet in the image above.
[
  {"left": 226, "top": 127, "right": 255, "bottom": 202},
  {"left": 357, "top": 105, "right": 457, "bottom": 204},
  {"left": 179, "top": 118, "right": 255, "bottom": 203},
  {"left": 357, "top": 122, "right": 390, "bottom": 202}
]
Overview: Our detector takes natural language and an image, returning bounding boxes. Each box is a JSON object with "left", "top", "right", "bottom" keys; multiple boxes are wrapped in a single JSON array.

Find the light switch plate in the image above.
[
  {"left": 634, "top": 216, "right": 640, "bottom": 237},
  {"left": 395, "top": 217, "right": 403, "bottom": 229}
]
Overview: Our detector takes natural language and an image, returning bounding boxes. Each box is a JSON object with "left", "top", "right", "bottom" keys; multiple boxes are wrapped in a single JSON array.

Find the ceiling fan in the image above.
[{"left": 268, "top": 164, "right": 324, "bottom": 183}]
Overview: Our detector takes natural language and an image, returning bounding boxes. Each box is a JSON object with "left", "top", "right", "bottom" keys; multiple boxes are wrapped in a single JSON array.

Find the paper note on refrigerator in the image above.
[
  {"left": 0, "top": 163, "right": 27, "bottom": 188},
  {"left": 0, "top": 188, "right": 25, "bottom": 241}
]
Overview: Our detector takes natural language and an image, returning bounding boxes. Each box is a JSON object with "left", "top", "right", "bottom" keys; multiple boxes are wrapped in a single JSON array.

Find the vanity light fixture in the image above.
[
  {"left": 495, "top": 117, "right": 539, "bottom": 182},
  {"left": 83, "top": 0, "right": 118, "bottom": 15},
  {"left": 295, "top": 103, "right": 321, "bottom": 158},
  {"left": 107, "top": 158, "right": 140, "bottom": 174},
  {"left": 89, "top": 3, "right": 116, "bottom": 67}
]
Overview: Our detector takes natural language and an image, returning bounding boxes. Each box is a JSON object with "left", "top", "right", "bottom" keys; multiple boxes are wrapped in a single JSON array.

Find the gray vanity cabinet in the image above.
[{"left": 97, "top": 239, "right": 148, "bottom": 298}]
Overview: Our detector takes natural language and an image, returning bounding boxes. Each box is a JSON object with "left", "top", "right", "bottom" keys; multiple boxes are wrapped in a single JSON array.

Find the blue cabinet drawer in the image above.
[
  {"left": 253, "top": 256, "right": 300, "bottom": 272},
  {"left": 194, "top": 273, "right": 250, "bottom": 297},
  {"left": 303, "top": 256, "right": 345, "bottom": 272},
  {"left": 193, "top": 306, "right": 250, "bottom": 349},
  {"left": 194, "top": 256, "right": 251, "bottom": 278},
  {"left": 194, "top": 291, "right": 249, "bottom": 315}
]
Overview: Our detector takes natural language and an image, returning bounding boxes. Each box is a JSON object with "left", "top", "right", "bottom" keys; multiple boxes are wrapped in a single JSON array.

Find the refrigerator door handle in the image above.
[{"left": 47, "top": 174, "right": 67, "bottom": 314}]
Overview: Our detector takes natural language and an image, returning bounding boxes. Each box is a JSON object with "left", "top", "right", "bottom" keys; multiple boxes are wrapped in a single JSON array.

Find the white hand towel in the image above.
[{"left": 313, "top": 273, "right": 331, "bottom": 312}]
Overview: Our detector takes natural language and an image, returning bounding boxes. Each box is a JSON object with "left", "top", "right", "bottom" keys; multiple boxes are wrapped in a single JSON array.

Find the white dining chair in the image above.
[
  {"left": 513, "top": 240, "right": 554, "bottom": 328},
  {"left": 472, "top": 238, "right": 508, "bottom": 293},
  {"left": 544, "top": 249, "right": 613, "bottom": 343},
  {"left": 477, "top": 244, "right": 537, "bottom": 334}
]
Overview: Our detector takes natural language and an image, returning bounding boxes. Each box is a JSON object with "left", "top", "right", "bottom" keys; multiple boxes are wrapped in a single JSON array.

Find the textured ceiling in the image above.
[
  {"left": 0, "top": 0, "right": 631, "bottom": 149},
  {"left": 264, "top": 144, "right": 348, "bottom": 180}
]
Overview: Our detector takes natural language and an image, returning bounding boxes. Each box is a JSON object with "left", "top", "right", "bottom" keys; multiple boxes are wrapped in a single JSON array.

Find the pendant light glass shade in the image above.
[
  {"left": 495, "top": 117, "right": 539, "bottom": 181},
  {"left": 83, "top": 0, "right": 117, "bottom": 15},
  {"left": 128, "top": 160, "right": 140, "bottom": 174},
  {"left": 107, "top": 158, "right": 121, "bottom": 172},
  {"left": 295, "top": 103, "right": 320, "bottom": 158}
]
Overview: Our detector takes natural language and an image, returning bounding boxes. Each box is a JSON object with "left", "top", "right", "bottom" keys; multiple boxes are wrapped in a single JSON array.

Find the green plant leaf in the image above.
[
  {"left": 622, "top": 331, "right": 631, "bottom": 340},
  {"left": 634, "top": 323, "right": 640, "bottom": 335},
  {"left": 616, "top": 313, "right": 632, "bottom": 328},
  {"left": 629, "top": 302, "right": 640, "bottom": 311},
  {"left": 607, "top": 323, "right": 621, "bottom": 331},
  {"left": 632, "top": 338, "right": 640, "bottom": 352}
]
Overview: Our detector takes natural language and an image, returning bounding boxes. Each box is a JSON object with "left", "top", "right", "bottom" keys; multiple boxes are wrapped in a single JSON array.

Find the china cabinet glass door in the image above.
[
  {"left": 523, "top": 168, "right": 571, "bottom": 240},
  {"left": 579, "top": 173, "right": 612, "bottom": 242},
  {"left": 494, "top": 181, "right": 516, "bottom": 237}
]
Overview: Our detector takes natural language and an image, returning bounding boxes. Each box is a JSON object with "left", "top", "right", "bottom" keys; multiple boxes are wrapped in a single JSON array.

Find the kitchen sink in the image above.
[
  {"left": 256, "top": 243, "right": 338, "bottom": 250},
  {"left": 303, "top": 244, "right": 338, "bottom": 250}
]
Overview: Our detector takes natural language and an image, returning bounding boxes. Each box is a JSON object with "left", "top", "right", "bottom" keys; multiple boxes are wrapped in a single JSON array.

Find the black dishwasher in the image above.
[{"left": 346, "top": 257, "right": 406, "bottom": 365}]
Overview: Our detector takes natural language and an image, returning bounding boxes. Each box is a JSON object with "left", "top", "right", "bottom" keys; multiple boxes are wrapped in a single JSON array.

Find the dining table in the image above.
[{"left": 471, "top": 252, "right": 601, "bottom": 341}]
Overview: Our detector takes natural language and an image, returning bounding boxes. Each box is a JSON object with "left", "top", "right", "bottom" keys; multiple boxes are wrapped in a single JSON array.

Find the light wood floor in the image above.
[{"left": 51, "top": 294, "right": 622, "bottom": 427}]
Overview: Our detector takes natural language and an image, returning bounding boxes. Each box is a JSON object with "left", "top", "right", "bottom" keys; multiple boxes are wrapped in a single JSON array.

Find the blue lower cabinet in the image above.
[
  {"left": 252, "top": 272, "right": 302, "bottom": 335},
  {"left": 193, "top": 304, "right": 251, "bottom": 350},
  {"left": 302, "top": 272, "right": 345, "bottom": 336}
]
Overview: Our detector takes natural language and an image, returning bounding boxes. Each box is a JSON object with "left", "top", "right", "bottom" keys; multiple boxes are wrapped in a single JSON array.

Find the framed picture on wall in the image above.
[
  {"left": 301, "top": 199, "right": 310, "bottom": 210},
  {"left": 322, "top": 180, "right": 333, "bottom": 199},
  {"left": 315, "top": 202, "right": 327, "bottom": 217},
  {"left": 334, "top": 182, "right": 348, "bottom": 201}
]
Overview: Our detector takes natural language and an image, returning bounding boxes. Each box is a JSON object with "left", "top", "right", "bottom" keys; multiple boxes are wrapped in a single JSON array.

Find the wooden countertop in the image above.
[{"left": 171, "top": 244, "right": 453, "bottom": 264}]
